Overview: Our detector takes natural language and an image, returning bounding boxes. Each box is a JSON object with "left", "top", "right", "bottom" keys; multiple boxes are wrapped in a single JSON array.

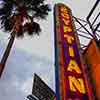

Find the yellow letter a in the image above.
[{"left": 67, "top": 60, "right": 82, "bottom": 74}]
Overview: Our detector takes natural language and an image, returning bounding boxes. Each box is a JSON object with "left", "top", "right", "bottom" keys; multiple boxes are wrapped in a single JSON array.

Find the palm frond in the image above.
[
  {"left": 32, "top": 22, "right": 41, "bottom": 34},
  {"left": 26, "top": 22, "right": 41, "bottom": 36},
  {"left": 17, "top": 25, "right": 24, "bottom": 38},
  {"left": 4, "top": 18, "right": 13, "bottom": 31},
  {"left": 0, "top": 0, "right": 51, "bottom": 37},
  {"left": 31, "top": 0, "right": 45, "bottom": 7},
  {"left": 33, "top": 4, "right": 51, "bottom": 19},
  {"left": 24, "top": 0, "right": 33, "bottom": 5}
]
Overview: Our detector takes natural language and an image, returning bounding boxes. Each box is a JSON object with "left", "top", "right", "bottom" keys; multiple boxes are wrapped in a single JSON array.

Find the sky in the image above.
[{"left": 0, "top": 0, "right": 97, "bottom": 100}]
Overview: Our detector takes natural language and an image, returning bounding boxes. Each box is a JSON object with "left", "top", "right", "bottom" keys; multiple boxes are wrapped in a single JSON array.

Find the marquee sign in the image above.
[
  {"left": 32, "top": 73, "right": 55, "bottom": 100},
  {"left": 54, "top": 3, "right": 93, "bottom": 100}
]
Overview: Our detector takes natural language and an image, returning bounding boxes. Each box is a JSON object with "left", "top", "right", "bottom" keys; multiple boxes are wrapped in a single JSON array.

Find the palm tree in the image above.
[{"left": 0, "top": 0, "right": 51, "bottom": 77}]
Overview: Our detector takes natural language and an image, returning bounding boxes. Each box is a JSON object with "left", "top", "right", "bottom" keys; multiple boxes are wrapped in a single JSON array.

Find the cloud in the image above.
[{"left": 0, "top": 40, "right": 55, "bottom": 100}]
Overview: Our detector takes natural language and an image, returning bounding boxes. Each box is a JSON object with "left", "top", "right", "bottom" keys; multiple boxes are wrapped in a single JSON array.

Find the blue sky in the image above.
[{"left": 0, "top": 0, "right": 97, "bottom": 100}]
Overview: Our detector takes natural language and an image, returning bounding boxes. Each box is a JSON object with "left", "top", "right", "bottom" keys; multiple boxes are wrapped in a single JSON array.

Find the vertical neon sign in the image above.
[{"left": 54, "top": 3, "right": 93, "bottom": 100}]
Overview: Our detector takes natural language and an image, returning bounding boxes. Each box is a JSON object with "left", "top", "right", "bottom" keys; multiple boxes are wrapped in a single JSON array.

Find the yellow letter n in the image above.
[{"left": 69, "top": 76, "right": 86, "bottom": 94}]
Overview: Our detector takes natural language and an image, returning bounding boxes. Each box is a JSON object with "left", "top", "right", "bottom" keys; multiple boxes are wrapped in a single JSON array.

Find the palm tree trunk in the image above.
[
  {"left": 0, "top": 16, "right": 21, "bottom": 78},
  {"left": 0, "top": 34, "right": 15, "bottom": 77}
]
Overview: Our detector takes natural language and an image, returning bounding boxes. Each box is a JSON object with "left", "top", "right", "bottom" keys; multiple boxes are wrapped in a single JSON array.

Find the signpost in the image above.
[
  {"left": 32, "top": 73, "right": 55, "bottom": 100},
  {"left": 54, "top": 3, "right": 93, "bottom": 100}
]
